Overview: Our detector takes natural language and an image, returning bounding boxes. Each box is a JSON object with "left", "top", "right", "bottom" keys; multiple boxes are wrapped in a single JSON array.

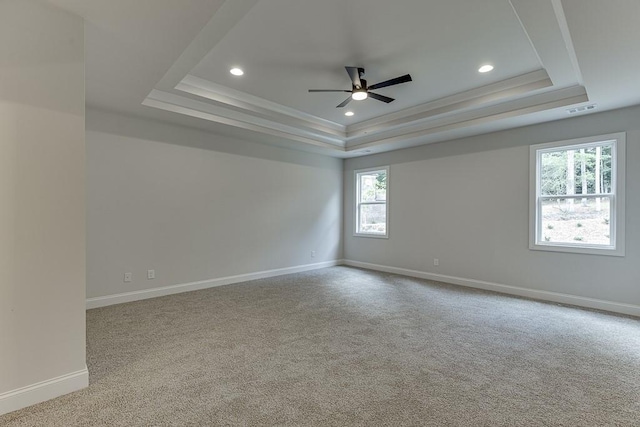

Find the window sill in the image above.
[
  {"left": 529, "top": 242, "right": 624, "bottom": 257},
  {"left": 354, "top": 233, "right": 388, "bottom": 239}
]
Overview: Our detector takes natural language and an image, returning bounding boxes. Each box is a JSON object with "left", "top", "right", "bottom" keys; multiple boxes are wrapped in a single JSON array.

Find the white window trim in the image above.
[
  {"left": 354, "top": 166, "right": 389, "bottom": 239},
  {"left": 529, "top": 132, "right": 626, "bottom": 257}
]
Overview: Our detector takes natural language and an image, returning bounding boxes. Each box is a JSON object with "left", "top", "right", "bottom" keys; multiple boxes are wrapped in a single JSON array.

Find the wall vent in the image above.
[{"left": 567, "top": 104, "right": 597, "bottom": 114}]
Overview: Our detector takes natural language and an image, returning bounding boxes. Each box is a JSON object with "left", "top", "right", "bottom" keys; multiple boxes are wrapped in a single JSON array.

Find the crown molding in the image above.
[
  {"left": 144, "top": 82, "right": 587, "bottom": 155},
  {"left": 177, "top": 75, "right": 346, "bottom": 137},
  {"left": 509, "top": 0, "right": 580, "bottom": 87},
  {"left": 143, "top": 90, "right": 345, "bottom": 150},
  {"left": 346, "top": 69, "right": 552, "bottom": 139},
  {"left": 345, "top": 85, "right": 588, "bottom": 151}
]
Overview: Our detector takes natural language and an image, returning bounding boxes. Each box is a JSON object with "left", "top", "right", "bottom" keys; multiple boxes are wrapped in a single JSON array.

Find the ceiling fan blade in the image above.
[
  {"left": 308, "top": 89, "right": 351, "bottom": 92},
  {"left": 336, "top": 96, "right": 352, "bottom": 108},
  {"left": 345, "top": 66, "right": 363, "bottom": 89},
  {"left": 368, "top": 92, "right": 394, "bottom": 103},
  {"left": 368, "top": 74, "right": 412, "bottom": 91}
]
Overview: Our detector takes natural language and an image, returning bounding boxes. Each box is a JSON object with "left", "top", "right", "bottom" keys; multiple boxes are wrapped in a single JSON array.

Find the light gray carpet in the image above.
[{"left": 2, "top": 266, "right": 639, "bottom": 426}]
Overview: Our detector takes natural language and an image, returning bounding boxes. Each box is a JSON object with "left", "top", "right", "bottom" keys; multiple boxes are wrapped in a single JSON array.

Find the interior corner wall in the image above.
[
  {"left": 0, "top": 0, "right": 87, "bottom": 414},
  {"left": 85, "top": 109, "right": 343, "bottom": 302},
  {"left": 344, "top": 105, "right": 640, "bottom": 312}
]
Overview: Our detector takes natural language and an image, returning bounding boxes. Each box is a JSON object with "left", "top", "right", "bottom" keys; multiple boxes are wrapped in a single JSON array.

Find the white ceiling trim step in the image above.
[
  {"left": 144, "top": 82, "right": 587, "bottom": 154},
  {"left": 155, "top": 0, "right": 260, "bottom": 92},
  {"left": 550, "top": 0, "right": 584, "bottom": 85},
  {"left": 172, "top": 69, "right": 556, "bottom": 149},
  {"left": 509, "top": 0, "right": 582, "bottom": 87},
  {"left": 143, "top": 90, "right": 345, "bottom": 150},
  {"left": 347, "top": 70, "right": 553, "bottom": 138},
  {"left": 346, "top": 85, "right": 588, "bottom": 150},
  {"left": 177, "top": 75, "right": 346, "bottom": 136}
]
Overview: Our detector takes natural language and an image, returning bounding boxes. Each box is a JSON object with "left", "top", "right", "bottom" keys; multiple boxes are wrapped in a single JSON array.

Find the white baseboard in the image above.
[
  {"left": 343, "top": 260, "right": 640, "bottom": 317},
  {"left": 86, "top": 258, "right": 639, "bottom": 316},
  {"left": 0, "top": 366, "right": 88, "bottom": 416},
  {"left": 86, "top": 260, "right": 343, "bottom": 309}
]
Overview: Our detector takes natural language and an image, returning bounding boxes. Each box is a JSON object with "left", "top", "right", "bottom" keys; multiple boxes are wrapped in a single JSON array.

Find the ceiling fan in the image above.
[{"left": 309, "top": 66, "right": 412, "bottom": 108}]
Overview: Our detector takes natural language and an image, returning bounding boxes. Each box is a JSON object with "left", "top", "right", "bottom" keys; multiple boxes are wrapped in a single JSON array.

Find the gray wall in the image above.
[
  {"left": 0, "top": 0, "right": 86, "bottom": 398},
  {"left": 344, "top": 105, "right": 640, "bottom": 306},
  {"left": 86, "top": 109, "right": 343, "bottom": 299}
]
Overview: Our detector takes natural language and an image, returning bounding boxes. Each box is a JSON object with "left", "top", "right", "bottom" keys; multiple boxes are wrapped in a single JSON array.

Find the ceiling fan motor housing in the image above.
[{"left": 308, "top": 66, "right": 411, "bottom": 107}]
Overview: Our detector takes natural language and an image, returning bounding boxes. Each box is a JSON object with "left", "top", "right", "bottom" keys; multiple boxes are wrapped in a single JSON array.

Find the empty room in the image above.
[{"left": 1, "top": 0, "right": 639, "bottom": 425}]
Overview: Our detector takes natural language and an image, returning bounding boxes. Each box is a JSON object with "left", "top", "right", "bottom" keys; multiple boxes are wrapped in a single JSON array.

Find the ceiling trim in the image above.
[
  {"left": 143, "top": 90, "right": 345, "bottom": 150},
  {"left": 144, "top": 83, "right": 588, "bottom": 154},
  {"left": 509, "top": 0, "right": 582, "bottom": 87},
  {"left": 346, "top": 87, "right": 589, "bottom": 152},
  {"left": 164, "top": 69, "right": 559, "bottom": 151},
  {"left": 155, "top": 0, "right": 260, "bottom": 92},
  {"left": 177, "top": 75, "right": 346, "bottom": 136},
  {"left": 346, "top": 70, "right": 553, "bottom": 138},
  {"left": 550, "top": 0, "right": 584, "bottom": 85}
]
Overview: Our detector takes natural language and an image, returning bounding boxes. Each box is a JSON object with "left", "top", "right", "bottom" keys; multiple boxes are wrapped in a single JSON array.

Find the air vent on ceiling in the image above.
[{"left": 567, "top": 104, "right": 597, "bottom": 114}]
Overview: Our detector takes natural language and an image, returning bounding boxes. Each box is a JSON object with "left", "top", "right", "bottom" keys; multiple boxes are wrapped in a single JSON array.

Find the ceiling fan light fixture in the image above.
[
  {"left": 352, "top": 91, "right": 368, "bottom": 101},
  {"left": 308, "top": 67, "right": 411, "bottom": 108}
]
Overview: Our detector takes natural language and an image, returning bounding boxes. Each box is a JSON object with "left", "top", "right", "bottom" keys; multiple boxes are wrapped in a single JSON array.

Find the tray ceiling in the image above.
[
  {"left": 48, "top": 0, "right": 640, "bottom": 157},
  {"left": 189, "top": 0, "right": 542, "bottom": 124}
]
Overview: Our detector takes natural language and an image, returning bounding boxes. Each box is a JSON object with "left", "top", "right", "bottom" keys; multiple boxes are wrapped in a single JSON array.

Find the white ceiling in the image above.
[
  {"left": 190, "top": 0, "right": 541, "bottom": 124},
  {"left": 47, "top": 0, "right": 640, "bottom": 158}
]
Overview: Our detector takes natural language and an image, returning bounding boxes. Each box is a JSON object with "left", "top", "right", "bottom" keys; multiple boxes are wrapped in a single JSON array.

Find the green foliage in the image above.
[
  {"left": 576, "top": 222, "right": 583, "bottom": 228},
  {"left": 540, "top": 151, "right": 568, "bottom": 195},
  {"left": 540, "top": 145, "right": 612, "bottom": 196},
  {"left": 573, "top": 236, "right": 584, "bottom": 241},
  {"left": 375, "top": 173, "right": 386, "bottom": 191},
  {"left": 546, "top": 224, "right": 554, "bottom": 230},
  {"left": 360, "top": 172, "right": 387, "bottom": 202}
]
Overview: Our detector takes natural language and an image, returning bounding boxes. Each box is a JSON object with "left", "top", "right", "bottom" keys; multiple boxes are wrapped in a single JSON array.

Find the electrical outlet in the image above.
[
  {"left": 147, "top": 269, "right": 155, "bottom": 280},
  {"left": 433, "top": 258, "right": 439, "bottom": 266},
  {"left": 311, "top": 250, "right": 316, "bottom": 258},
  {"left": 124, "top": 272, "right": 132, "bottom": 282}
]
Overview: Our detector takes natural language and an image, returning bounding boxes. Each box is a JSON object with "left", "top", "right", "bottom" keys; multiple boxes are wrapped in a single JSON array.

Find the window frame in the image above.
[
  {"left": 354, "top": 166, "right": 389, "bottom": 239},
  {"left": 529, "top": 132, "right": 626, "bottom": 257}
]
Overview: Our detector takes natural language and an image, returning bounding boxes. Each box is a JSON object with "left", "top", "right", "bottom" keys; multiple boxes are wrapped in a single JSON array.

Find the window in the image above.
[
  {"left": 355, "top": 166, "right": 389, "bottom": 238},
  {"left": 529, "top": 133, "right": 625, "bottom": 256}
]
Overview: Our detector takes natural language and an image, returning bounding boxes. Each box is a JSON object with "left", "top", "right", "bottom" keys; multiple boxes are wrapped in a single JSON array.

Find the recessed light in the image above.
[
  {"left": 352, "top": 91, "right": 368, "bottom": 101},
  {"left": 230, "top": 67, "right": 244, "bottom": 76},
  {"left": 345, "top": 111, "right": 354, "bottom": 117},
  {"left": 478, "top": 64, "right": 494, "bottom": 73}
]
